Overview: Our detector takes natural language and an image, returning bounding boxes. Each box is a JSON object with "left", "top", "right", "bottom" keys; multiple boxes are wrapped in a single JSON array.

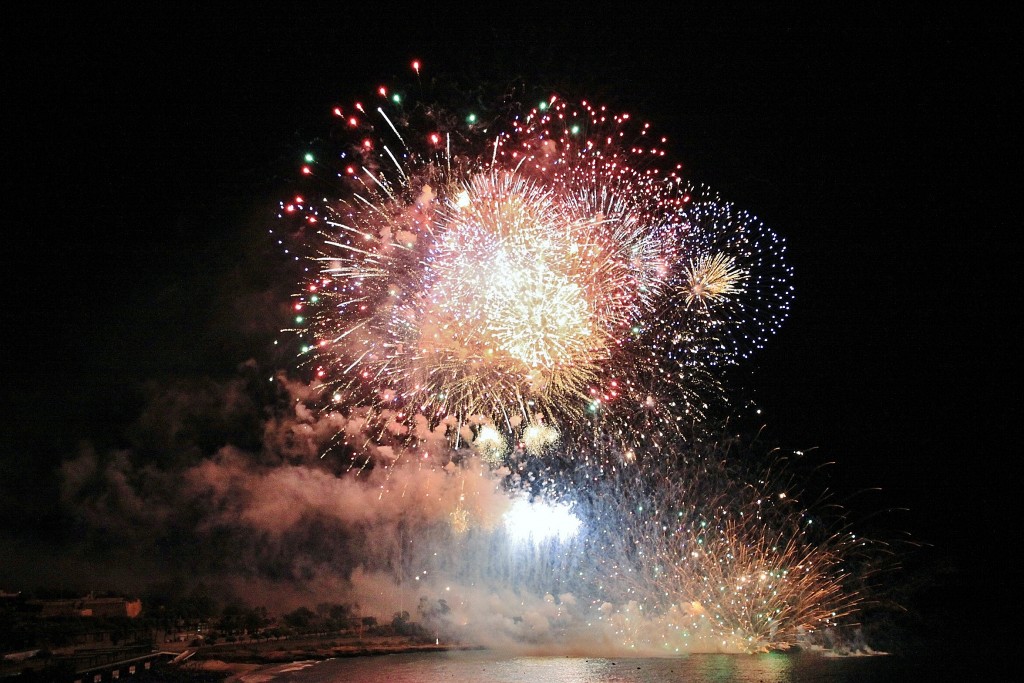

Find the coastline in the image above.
[{"left": 179, "top": 636, "right": 474, "bottom": 681}]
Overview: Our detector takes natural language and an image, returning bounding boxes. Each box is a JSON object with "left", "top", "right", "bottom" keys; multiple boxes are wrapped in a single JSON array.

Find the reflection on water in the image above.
[
  {"left": 245, "top": 648, "right": 974, "bottom": 683},
  {"left": 694, "top": 651, "right": 790, "bottom": 683}
]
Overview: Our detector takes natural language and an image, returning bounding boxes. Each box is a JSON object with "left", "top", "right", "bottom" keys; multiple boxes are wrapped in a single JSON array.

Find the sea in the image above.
[{"left": 236, "top": 647, "right": 1004, "bottom": 682}]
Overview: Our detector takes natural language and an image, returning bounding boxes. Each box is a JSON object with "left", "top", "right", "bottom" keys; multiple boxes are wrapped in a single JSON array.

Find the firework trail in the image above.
[{"left": 279, "top": 73, "right": 792, "bottom": 462}]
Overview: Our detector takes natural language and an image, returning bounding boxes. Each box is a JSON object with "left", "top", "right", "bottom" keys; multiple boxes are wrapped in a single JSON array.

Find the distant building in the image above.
[{"left": 28, "top": 596, "right": 142, "bottom": 619}]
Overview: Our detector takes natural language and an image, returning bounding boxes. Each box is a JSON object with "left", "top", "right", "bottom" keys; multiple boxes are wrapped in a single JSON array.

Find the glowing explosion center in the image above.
[
  {"left": 504, "top": 497, "right": 582, "bottom": 544},
  {"left": 431, "top": 176, "right": 604, "bottom": 378}
]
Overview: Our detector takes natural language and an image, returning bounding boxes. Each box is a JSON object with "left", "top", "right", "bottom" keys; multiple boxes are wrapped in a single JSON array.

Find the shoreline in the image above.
[{"left": 181, "top": 637, "right": 476, "bottom": 681}]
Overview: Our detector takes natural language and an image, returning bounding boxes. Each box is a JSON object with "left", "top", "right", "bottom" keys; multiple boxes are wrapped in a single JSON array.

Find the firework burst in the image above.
[
  {"left": 279, "top": 76, "right": 791, "bottom": 461},
  {"left": 498, "top": 437, "right": 870, "bottom": 653}
]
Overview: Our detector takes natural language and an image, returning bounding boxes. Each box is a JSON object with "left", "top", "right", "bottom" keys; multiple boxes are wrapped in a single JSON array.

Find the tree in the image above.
[
  {"left": 243, "top": 606, "right": 269, "bottom": 636},
  {"left": 390, "top": 610, "right": 411, "bottom": 635},
  {"left": 283, "top": 607, "right": 316, "bottom": 631}
]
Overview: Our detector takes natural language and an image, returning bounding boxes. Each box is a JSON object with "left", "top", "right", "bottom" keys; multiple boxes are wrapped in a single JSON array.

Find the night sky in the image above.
[{"left": 3, "top": 7, "right": 1017, "bottom": 649}]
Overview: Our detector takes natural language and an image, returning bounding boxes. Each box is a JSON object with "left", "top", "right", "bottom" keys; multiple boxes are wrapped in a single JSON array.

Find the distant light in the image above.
[{"left": 466, "top": 113, "right": 477, "bottom": 124}]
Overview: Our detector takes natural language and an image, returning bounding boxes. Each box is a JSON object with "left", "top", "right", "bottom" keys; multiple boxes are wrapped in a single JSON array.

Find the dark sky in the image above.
[{"left": 3, "top": 7, "right": 1018, "bottom": 641}]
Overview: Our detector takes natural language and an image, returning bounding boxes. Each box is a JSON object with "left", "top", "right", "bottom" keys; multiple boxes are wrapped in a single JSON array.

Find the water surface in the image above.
[{"left": 243, "top": 648, "right": 979, "bottom": 682}]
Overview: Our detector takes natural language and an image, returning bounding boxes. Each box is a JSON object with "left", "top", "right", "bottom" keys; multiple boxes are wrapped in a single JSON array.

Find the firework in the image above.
[
  {"left": 267, "top": 72, "right": 875, "bottom": 653},
  {"left": 579, "top": 446, "right": 864, "bottom": 653},
  {"left": 279, "top": 74, "right": 792, "bottom": 461},
  {"left": 333, "top": 432, "right": 869, "bottom": 654}
]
